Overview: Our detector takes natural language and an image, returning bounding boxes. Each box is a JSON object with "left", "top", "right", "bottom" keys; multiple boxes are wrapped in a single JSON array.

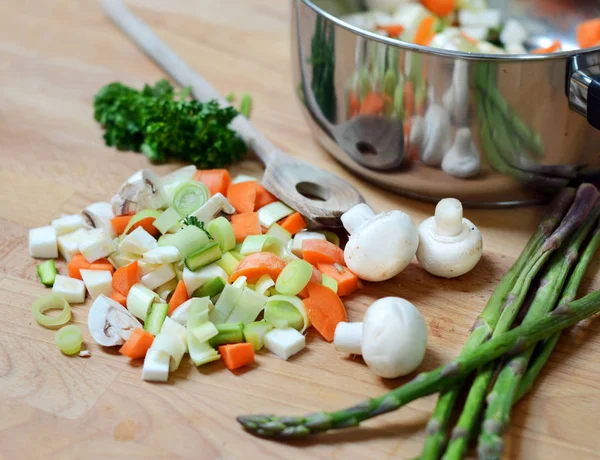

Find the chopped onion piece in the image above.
[
  {"left": 188, "top": 334, "right": 220, "bottom": 366},
  {"left": 209, "top": 283, "right": 245, "bottom": 324}
]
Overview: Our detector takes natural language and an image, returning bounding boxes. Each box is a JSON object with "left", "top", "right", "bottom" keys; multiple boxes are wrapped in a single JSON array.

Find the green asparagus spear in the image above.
[
  {"left": 477, "top": 205, "right": 600, "bottom": 460},
  {"left": 443, "top": 184, "right": 599, "bottom": 460},
  {"left": 419, "top": 188, "right": 576, "bottom": 459},
  {"left": 238, "top": 289, "right": 600, "bottom": 439}
]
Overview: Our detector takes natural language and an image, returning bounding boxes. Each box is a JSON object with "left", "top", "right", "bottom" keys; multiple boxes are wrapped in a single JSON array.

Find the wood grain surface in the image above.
[{"left": 1, "top": 1, "right": 600, "bottom": 459}]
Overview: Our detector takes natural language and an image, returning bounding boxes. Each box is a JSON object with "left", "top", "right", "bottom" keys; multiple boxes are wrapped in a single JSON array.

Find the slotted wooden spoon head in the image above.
[{"left": 262, "top": 153, "right": 365, "bottom": 227}]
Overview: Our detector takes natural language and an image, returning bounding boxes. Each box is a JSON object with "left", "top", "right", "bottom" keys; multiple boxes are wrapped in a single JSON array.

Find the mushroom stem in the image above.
[
  {"left": 340, "top": 203, "right": 376, "bottom": 235},
  {"left": 434, "top": 198, "right": 463, "bottom": 237},
  {"left": 333, "top": 322, "right": 363, "bottom": 355}
]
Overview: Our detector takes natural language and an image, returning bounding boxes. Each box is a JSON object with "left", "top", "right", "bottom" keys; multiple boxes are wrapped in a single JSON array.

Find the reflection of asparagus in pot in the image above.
[{"left": 310, "top": 16, "right": 337, "bottom": 121}]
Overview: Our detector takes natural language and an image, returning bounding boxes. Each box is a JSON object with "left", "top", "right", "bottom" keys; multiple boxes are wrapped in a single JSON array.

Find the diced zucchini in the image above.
[
  {"left": 193, "top": 276, "right": 226, "bottom": 298},
  {"left": 183, "top": 263, "right": 228, "bottom": 296},
  {"left": 144, "top": 303, "right": 169, "bottom": 336},
  {"left": 185, "top": 242, "right": 222, "bottom": 271},
  {"left": 208, "top": 323, "right": 245, "bottom": 347},
  {"left": 37, "top": 260, "right": 57, "bottom": 287}
]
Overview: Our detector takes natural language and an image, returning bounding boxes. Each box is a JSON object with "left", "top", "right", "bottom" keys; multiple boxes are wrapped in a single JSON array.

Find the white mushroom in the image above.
[
  {"left": 82, "top": 202, "right": 115, "bottom": 238},
  {"left": 342, "top": 204, "right": 419, "bottom": 282},
  {"left": 189, "top": 193, "right": 235, "bottom": 223},
  {"left": 334, "top": 297, "right": 428, "bottom": 378},
  {"left": 111, "top": 169, "right": 168, "bottom": 216},
  {"left": 416, "top": 198, "right": 483, "bottom": 278},
  {"left": 441, "top": 128, "right": 481, "bottom": 178},
  {"left": 88, "top": 294, "right": 143, "bottom": 347},
  {"left": 419, "top": 104, "right": 453, "bottom": 167}
]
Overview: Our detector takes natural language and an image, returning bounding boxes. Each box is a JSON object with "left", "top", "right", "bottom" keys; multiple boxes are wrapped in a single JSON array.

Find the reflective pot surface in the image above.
[{"left": 291, "top": 0, "right": 600, "bottom": 206}]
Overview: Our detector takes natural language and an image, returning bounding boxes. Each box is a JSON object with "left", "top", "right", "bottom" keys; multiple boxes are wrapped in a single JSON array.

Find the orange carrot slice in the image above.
[
  {"left": 231, "top": 212, "right": 261, "bottom": 243},
  {"left": 316, "top": 263, "right": 359, "bottom": 297},
  {"left": 219, "top": 343, "right": 255, "bottom": 370},
  {"left": 414, "top": 16, "right": 437, "bottom": 46},
  {"left": 421, "top": 0, "right": 456, "bottom": 17},
  {"left": 278, "top": 212, "right": 307, "bottom": 235},
  {"left": 168, "top": 280, "right": 189, "bottom": 315},
  {"left": 112, "top": 261, "right": 139, "bottom": 296},
  {"left": 298, "top": 265, "right": 322, "bottom": 299},
  {"left": 111, "top": 215, "right": 133, "bottom": 235},
  {"left": 577, "top": 19, "right": 600, "bottom": 49},
  {"left": 195, "top": 169, "right": 231, "bottom": 196},
  {"left": 532, "top": 40, "right": 562, "bottom": 54},
  {"left": 229, "top": 252, "right": 287, "bottom": 283},
  {"left": 375, "top": 23, "right": 405, "bottom": 38},
  {"left": 303, "top": 283, "right": 347, "bottom": 342},
  {"left": 68, "top": 254, "right": 114, "bottom": 280},
  {"left": 254, "top": 184, "right": 278, "bottom": 210},
  {"left": 119, "top": 328, "right": 155, "bottom": 359},
  {"left": 227, "top": 182, "right": 257, "bottom": 214},
  {"left": 302, "top": 239, "right": 345, "bottom": 266},
  {"left": 110, "top": 290, "right": 128, "bottom": 307},
  {"left": 127, "top": 217, "right": 160, "bottom": 238},
  {"left": 359, "top": 92, "right": 385, "bottom": 115}
]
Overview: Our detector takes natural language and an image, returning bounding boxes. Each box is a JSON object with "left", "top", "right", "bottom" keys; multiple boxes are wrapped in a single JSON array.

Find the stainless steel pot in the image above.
[{"left": 291, "top": 0, "right": 600, "bottom": 206}]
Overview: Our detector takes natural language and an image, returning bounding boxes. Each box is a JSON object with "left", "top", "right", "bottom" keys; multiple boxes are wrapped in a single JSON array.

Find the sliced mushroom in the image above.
[
  {"left": 111, "top": 169, "right": 168, "bottom": 216},
  {"left": 88, "top": 294, "right": 143, "bottom": 347},
  {"left": 82, "top": 202, "right": 115, "bottom": 238}
]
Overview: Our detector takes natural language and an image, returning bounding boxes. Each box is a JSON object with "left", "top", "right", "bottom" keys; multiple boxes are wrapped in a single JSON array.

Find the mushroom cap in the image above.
[
  {"left": 344, "top": 210, "right": 419, "bottom": 282},
  {"left": 416, "top": 216, "right": 483, "bottom": 278},
  {"left": 88, "top": 295, "right": 143, "bottom": 347},
  {"left": 362, "top": 297, "right": 428, "bottom": 378}
]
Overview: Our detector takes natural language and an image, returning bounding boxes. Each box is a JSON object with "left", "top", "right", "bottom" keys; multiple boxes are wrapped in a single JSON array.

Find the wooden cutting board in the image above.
[{"left": 1, "top": 1, "right": 599, "bottom": 458}]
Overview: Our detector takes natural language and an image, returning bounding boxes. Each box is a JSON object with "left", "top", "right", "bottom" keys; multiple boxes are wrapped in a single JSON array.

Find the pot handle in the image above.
[{"left": 568, "top": 54, "right": 600, "bottom": 129}]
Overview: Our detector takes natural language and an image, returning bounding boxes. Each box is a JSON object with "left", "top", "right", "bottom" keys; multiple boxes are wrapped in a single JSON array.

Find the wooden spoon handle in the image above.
[{"left": 102, "top": 0, "right": 280, "bottom": 166}]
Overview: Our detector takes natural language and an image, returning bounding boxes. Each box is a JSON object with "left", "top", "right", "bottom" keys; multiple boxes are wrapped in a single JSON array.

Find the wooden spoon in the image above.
[{"left": 102, "top": 0, "right": 365, "bottom": 227}]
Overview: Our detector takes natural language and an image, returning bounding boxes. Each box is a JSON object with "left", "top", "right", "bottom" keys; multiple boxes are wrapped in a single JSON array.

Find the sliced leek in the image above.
[
  {"left": 240, "top": 235, "right": 294, "bottom": 261},
  {"left": 264, "top": 295, "right": 310, "bottom": 333},
  {"left": 207, "top": 217, "right": 236, "bottom": 252},
  {"left": 258, "top": 202, "right": 294, "bottom": 228},
  {"left": 226, "top": 287, "right": 268, "bottom": 325},
  {"left": 215, "top": 252, "right": 240, "bottom": 276},
  {"left": 188, "top": 334, "right": 220, "bottom": 366},
  {"left": 152, "top": 332, "right": 186, "bottom": 371},
  {"left": 275, "top": 259, "right": 313, "bottom": 296},
  {"left": 162, "top": 225, "right": 210, "bottom": 258},
  {"left": 171, "top": 181, "right": 210, "bottom": 216},
  {"left": 153, "top": 207, "right": 183, "bottom": 234},
  {"left": 127, "top": 283, "right": 159, "bottom": 321},
  {"left": 255, "top": 274, "right": 275, "bottom": 296},
  {"left": 266, "top": 223, "right": 292, "bottom": 245},
  {"left": 321, "top": 274, "right": 338, "bottom": 293},
  {"left": 55, "top": 325, "right": 84, "bottom": 355},
  {"left": 32, "top": 294, "right": 71, "bottom": 328}
]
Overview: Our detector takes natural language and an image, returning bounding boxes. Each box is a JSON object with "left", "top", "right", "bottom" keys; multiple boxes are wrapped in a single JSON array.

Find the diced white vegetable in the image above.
[
  {"left": 82, "top": 202, "right": 116, "bottom": 238},
  {"left": 152, "top": 332, "right": 186, "bottom": 371},
  {"left": 108, "top": 251, "right": 140, "bottom": 269},
  {"left": 169, "top": 298, "right": 193, "bottom": 326},
  {"left": 118, "top": 226, "right": 158, "bottom": 255},
  {"left": 290, "top": 232, "right": 327, "bottom": 258},
  {"left": 505, "top": 42, "right": 527, "bottom": 54},
  {"left": 461, "top": 26, "right": 489, "bottom": 41},
  {"left": 58, "top": 228, "right": 90, "bottom": 261},
  {"left": 161, "top": 316, "right": 188, "bottom": 349},
  {"left": 341, "top": 11, "right": 392, "bottom": 31},
  {"left": 52, "top": 275, "right": 86, "bottom": 304},
  {"left": 138, "top": 260, "right": 161, "bottom": 277},
  {"left": 80, "top": 269, "right": 113, "bottom": 299},
  {"left": 141, "top": 348, "right": 170, "bottom": 382},
  {"left": 79, "top": 229, "right": 116, "bottom": 263},
  {"left": 231, "top": 174, "right": 258, "bottom": 184},
  {"left": 183, "top": 263, "right": 228, "bottom": 296},
  {"left": 51, "top": 214, "right": 84, "bottom": 236},
  {"left": 143, "top": 246, "right": 181, "bottom": 264},
  {"left": 156, "top": 278, "right": 179, "bottom": 301},
  {"left": 258, "top": 202, "right": 294, "bottom": 228},
  {"left": 458, "top": 9, "right": 501, "bottom": 29},
  {"left": 29, "top": 226, "right": 58, "bottom": 259},
  {"left": 189, "top": 193, "right": 235, "bottom": 223},
  {"left": 477, "top": 41, "right": 506, "bottom": 54},
  {"left": 141, "top": 264, "right": 176, "bottom": 290},
  {"left": 500, "top": 19, "right": 528, "bottom": 45},
  {"left": 264, "top": 328, "right": 306, "bottom": 360}
]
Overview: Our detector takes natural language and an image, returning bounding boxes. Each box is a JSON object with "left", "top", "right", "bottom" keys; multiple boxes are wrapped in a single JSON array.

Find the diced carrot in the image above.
[
  {"left": 231, "top": 212, "right": 261, "bottom": 243},
  {"left": 254, "top": 184, "right": 278, "bottom": 210},
  {"left": 348, "top": 90, "right": 360, "bottom": 118},
  {"left": 112, "top": 261, "right": 139, "bottom": 296},
  {"left": 219, "top": 343, "right": 255, "bottom": 370},
  {"left": 414, "top": 16, "right": 437, "bottom": 46},
  {"left": 577, "top": 19, "right": 600, "bottom": 49},
  {"left": 229, "top": 252, "right": 287, "bottom": 283},
  {"left": 119, "top": 328, "right": 155, "bottom": 359},
  {"left": 316, "top": 263, "right": 359, "bottom": 297},
  {"left": 532, "top": 40, "right": 562, "bottom": 54},
  {"left": 302, "top": 239, "right": 345, "bottom": 266},
  {"left": 110, "top": 290, "right": 128, "bottom": 307},
  {"left": 298, "top": 265, "right": 322, "bottom": 299},
  {"left": 168, "top": 280, "right": 189, "bottom": 315},
  {"left": 421, "top": 0, "right": 456, "bottom": 17},
  {"left": 195, "top": 169, "right": 231, "bottom": 196},
  {"left": 359, "top": 92, "right": 385, "bottom": 115},
  {"left": 128, "top": 217, "right": 160, "bottom": 238},
  {"left": 111, "top": 215, "right": 133, "bottom": 235},
  {"left": 375, "top": 23, "right": 405, "bottom": 38},
  {"left": 278, "top": 212, "right": 307, "bottom": 235},
  {"left": 68, "top": 255, "right": 114, "bottom": 280},
  {"left": 302, "top": 283, "right": 347, "bottom": 342},
  {"left": 227, "top": 182, "right": 257, "bottom": 214}
]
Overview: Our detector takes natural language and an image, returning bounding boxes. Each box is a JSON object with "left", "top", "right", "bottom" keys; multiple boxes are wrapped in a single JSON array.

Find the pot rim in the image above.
[{"left": 300, "top": 0, "right": 600, "bottom": 62}]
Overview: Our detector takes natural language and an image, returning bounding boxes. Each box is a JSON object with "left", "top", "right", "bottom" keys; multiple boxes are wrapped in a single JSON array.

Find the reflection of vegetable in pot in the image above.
[
  {"left": 419, "top": 104, "right": 453, "bottom": 166},
  {"left": 441, "top": 128, "right": 481, "bottom": 178},
  {"left": 334, "top": 297, "right": 428, "bottom": 378},
  {"left": 416, "top": 198, "right": 483, "bottom": 278},
  {"left": 342, "top": 204, "right": 419, "bottom": 281}
]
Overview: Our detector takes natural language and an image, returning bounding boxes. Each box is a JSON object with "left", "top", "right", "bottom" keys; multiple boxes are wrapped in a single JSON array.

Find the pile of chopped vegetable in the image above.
[
  {"left": 29, "top": 166, "right": 359, "bottom": 380},
  {"left": 342, "top": 0, "right": 600, "bottom": 54}
]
